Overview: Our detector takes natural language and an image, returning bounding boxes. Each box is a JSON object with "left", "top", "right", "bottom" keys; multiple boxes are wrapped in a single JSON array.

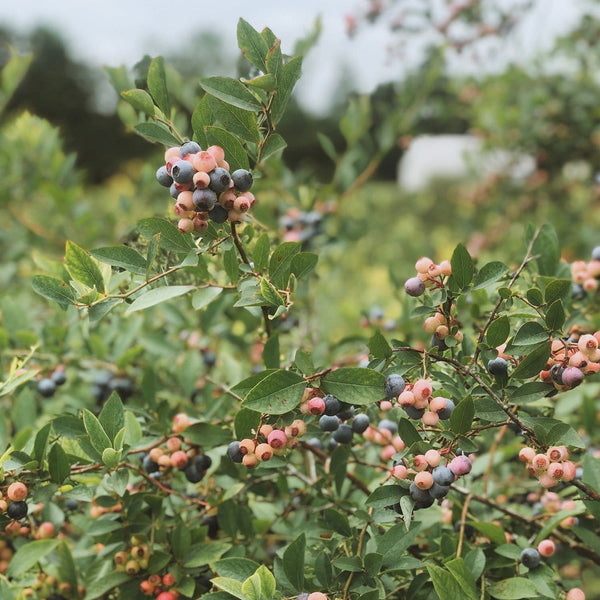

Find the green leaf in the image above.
[
  {"left": 89, "top": 298, "right": 123, "bottom": 322},
  {"left": 260, "top": 278, "right": 284, "bottom": 308},
  {"left": 199, "top": 76, "right": 262, "bottom": 111},
  {"left": 470, "top": 522, "right": 507, "bottom": 546},
  {"left": 234, "top": 408, "right": 261, "bottom": 440},
  {"left": 90, "top": 246, "right": 147, "bottom": 275},
  {"left": 33, "top": 423, "right": 51, "bottom": 464},
  {"left": 583, "top": 453, "right": 600, "bottom": 492},
  {"left": 546, "top": 422, "right": 585, "bottom": 448},
  {"left": 253, "top": 234, "right": 270, "bottom": 272},
  {"left": 271, "top": 56, "right": 302, "bottom": 125},
  {"left": 82, "top": 409, "right": 112, "bottom": 454},
  {"left": 191, "top": 94, "right": 212, "bottom": 148},
  {"left": 32, "top": 275, "right": 75, "bottom": 309},
  {"left": 545, "top": 299, "right": 565, "bottom": 331},
  {"left": 290, "top": 252, "right": 318, "bottom": 280},
  {"left": 214, "top": 558, "right": 261, "bottom": 582},
  {"left": 134, "top": 122, "right": 181, "bottom": 147},
  {"left": 320, "top": 367, "right": 386, "bottom": 406},
  {"left": 263, "top": 333, "right": 280, "bottom": 369},
  {"left": 65, "top": 240, "right": 105, "bottom": 293},
  {"left": 488, "top": 577, "right": 539, "bottom": 599},
  {"left": 223, "top": 247, "right": 240, "bottom": 284},
  {"left": 445, "top": 558, "right": 478, "bottom": 600},
  {"left": 510, "top": 382, "right": 554, "bottom": 404},
  {"left": 138, "top": 217, "right": 195, "bottom": 254},
  {"left": 192, "top": 287, "right": 223, "bottom": 310},
  {"left": 232, "top": 369, "right": 278, "bottom": 397},
  {"left": 283, "top": 533, "right": 305, "bottom": 592},
  {"left": 333, "top": 556, "right": 362, "bottom": 572},
  {"left": 126, "top": 285, "right": 194, "bottom": 313},
  {"left": 256, "top": 565, "right": 276, "bottom": 599},
  {"left": 265, "top": 36, "right": 282, "bottom": 80},
  {"left": 511, "top": 341, "right": 552, "bottom": 379},
  {"left": 450, "top": 397, "right": 474, "bottom": 435},
  {"left": 102, "top": 448, "right": 121, "bottom": 468},
  {"left": 472, "top": 261, "right": 509, "bottom": 290},
  {"left": 398, "top": 418, "right": 422, "bottom": 446},
  {"left": 532, "top": 224, "right": 560, "bottom": 276},
  {"left": 486, "top": 316, "right": 510, "bottom": 347},
  {"left": 323, "top": 508, "right": 352, "bottom": 537},
  {"left": 512, "top": 321, "right": 549, "bottom": 346},
  {"left": 6, "top": 539, "right": 59, "bottom": 577},
  {"left": 260, "top": 133, "right": 287, "bottom": 162},
  {"left": 171, "top": 519, "right": 192, "bottom": 561},
  {"left": 48, "top": 443, "right": 70, "bottom": 484},
  {"left": 269, "top": 242, "right": 301, "bottom": 289},
  {"left": 56, "top": 541, "right": 78, "bottom": 590},
  {"left": 207, "top": 95, "right": 261, "bottom": 143},
  {"left": 426, "top": 564, "right": 464, "bottom": 599},
  {"left": 98, "top": 392, "right": 124, "bottom": 443},
  {"left": 241, "top": 572, "right": 261, "bottom": 600},
  {"left": 242, "top": 369, "right": 306, "bottom": 414},
  {"left": 449, "top": 243, "right": 474, "bottom": 290},
  {"left": 147, "top": 56, "right": 170, "bottom": 116},
  {"left": 237, "top": 18, "right": 269, "bottom": 72},
  {"left": 205, "top": 126, "right": 250, "bottom": 172},
  {"left": 544, "top": 278, "right": 572, "bottom": 304},
  {"left": 210, "top": 577, "right": 249, "bottom": 600},
  {"left": 84, "top": 573, "right": 130, "bottom": 600},
  {"left": 369, "top": 331, "right": 392, "bottom": 359},
  {"left": 121, "top": 89, "right": 155, "bottom": 115},
  {"left": 183, "top": 541, "right": 231, "bottom": 568},
  {"left": 244, "top": 73, "right": 276, "bottom": 91},
  {"left": 182, "top": 422, "right": 232, "bottom": 448},
  {"left": 366, "top": 485, "right": 406, "bottom": 510}
]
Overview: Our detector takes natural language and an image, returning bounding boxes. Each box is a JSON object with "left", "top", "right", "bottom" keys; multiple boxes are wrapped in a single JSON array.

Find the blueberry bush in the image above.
[{"left": 1, "top": 16, "right": 600, "bottom": 600}]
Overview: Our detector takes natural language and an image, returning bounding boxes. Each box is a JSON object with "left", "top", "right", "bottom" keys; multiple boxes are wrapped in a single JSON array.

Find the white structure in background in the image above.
[{"left": 397, "top": 134, "right": 536, "bottom": 192}]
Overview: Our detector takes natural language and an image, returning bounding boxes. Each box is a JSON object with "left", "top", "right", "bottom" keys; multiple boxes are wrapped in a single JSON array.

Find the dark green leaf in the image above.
[
  {"left": 48, "top": 443, "right": 70, "bottom": 484},
  {"left": 32, "top": 275, "right": 75, "bottom": 309},
  {"left": 65, "top": 240, "right": 105, "bottom": 293},
  {"left": 398, "top": 418, "right": 422, "bottom": 446},
  {"left": 134, "top": 122, "right": 181, "bottom": 147},
  {"left": 271, "top": 56, "right": 302, "bottom": 124},
  {"left": 199, "top": 76, "right": 262, "bottom": 111},
  {"left": 57, "top": 541, "right": 78, "bottom": 590},
  {"left": 269, "top": 242, "right": 301, "bottom": 289},
  {"left": 33, "top": 423, "right": 51, "bottom": 464},
  {"left": 191, "top": 95, "right": 212, "bottom": 149},
  {"left": 510, "top": 382, "right": 554, "bottom": 404},
  {"left": 6, "top": 539, "right": 59, "bottom": 577},
  {"left": 265, "top": 37, "right": 282, "bottom": 80},
  {"left": 511, "top": 341, "right": 551, "bottom": 379},
  {"left": 207, "top": 96, "right": 261, "bottom": 143},
  {"left": 98, "top": 393, "right": 124, "bottom": 443},
  {"left": 121, "top": 89, "right": 155, "bottom": 115},
  {"left": 224, "top": 247, "right": 240, "bottom": 284},
  {"left": 583, "top": 453, "right": 600, "bottom": 492},
  {"left": 314, "top": 552, "right": 332, "bottom": 588},
  {"left": 545, "top": 299, "right": 565, "bottom": 331},
  {"left": 369, "top": 331, "right": 392, "bottom": 359},
  {"left": 205, "top": 126, "right": 250, "bottom": 172},
  {"left": 486, "top": 316, "right": 510, "bottom": 347},
  {"left": 237, "top": 19, "right": 269, "bottom": 72},
  {"left": 426, "top": 564, "right": 464, "bottom": 599},
  {"left": 445, "top": 558, "right": 479, "bottom": 600},
  {"left": 184, "top": 423, "right": 232, "bottom": 448},
  {"left": 333, "top": 556, "right": 362, "bottom": 572},
  {"left": 532, "top": 224, "right": 560, "bottom": 276},
  {"left": 263, "top": 333, "right": 280, "bottom": 369},
  {"left": 526, "top": 288, "right": 544, "bottom": 306},
  {"left": 126, "top": 285, "right": 194, "bottom": 313},
  {"left": 242, "top": 369, "right": 306, "bottom": 414},
  {"left": 320, "top": 367, "right": 386, "bottom": 406},
  {"left": 90, "top": 246, "right": 147, "bottom": 275},
  {"left": 253, "top": 234, "right": 270, "bottom": 272},
  {"left": 183, "top": 541, "right": 231, "bottom": 568},
  {"left": 488, "top": 577, "right": 539, "bottom": 599},
  {"left": 137, "top": 217, "right": 195, "bottom": 254},
  {"left": 544, "top": 278, "right": 572, "bottom": 304},
  {"left": 323, "top": 509, "right": 352, "bottom": 537},
  {"left": 472, "top": 261, "right": 509, "bottom": 290},
  {"left": 450, "top": 397, "right": 474, "bottom": 435},
  {"left": 469, "top": 522, "right": 507, "bottom": 546},
  {"left": 546, "top": 422, "right": 585, "bottom": 448},
  {"left": 283, "top": 533, "right": 305, "bottom": 592},
  {"left": 147, "top": 56, "right": 170, "bottom": 116},
  {"left": 260, "top": 278, "right": 284, "bottom": 307},
  {"left": 449, "top": 243, "right": 474, "bottom": 290},
  {"left": 290, "top": 252, "right": 318, "bottom": 280},
  {"left": 82, "top": 409, "right": 112, "bottom": 454},
  {"left": 214, "top": 558, "right": 261, "bottom": 582},
  {"left": 192, "top": 287, "right": 223, "bottom": 310},
  {"left": 260, "top": 133, "right": 287, "bottom": 162},
  {"left": 244, "top": 73, "right": 276, "bottom": 91},
  {"left": 365, "top": 485, "right": 406, "bottom": 510},
  {"left": 234, "top": 408, "right": 261, "bottom": 440},
  {"left": 512, "top": 321, "right": 548, "bottom": 346},
  {"left": 89, "top": 298, "right": 123, "bottom": 322}
]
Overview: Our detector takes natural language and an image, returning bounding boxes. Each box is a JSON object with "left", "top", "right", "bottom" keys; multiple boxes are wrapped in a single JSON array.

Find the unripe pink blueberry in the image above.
[
  {"left": 206, "top": 145, "right": 225, "bottom": 163},
  {"left": 415, "top": 257, "right": 434, "bottom": 274},
  {"left": 239, "top": 439, "right": 256, "bottom": 455},
  {"left": 170, "top": 451, "right": 188, "bottom": 469},
  {"left": 539, "top": 473, "right": 558, "bottom": 488},
  {"left": 532, "top": 454, "right": 550, "bottom": 471},
  {"left": 439, "top": 260, "right": 452, "bottom": 276},
  {"left": 566, "top": 588, "right": 586, "bottom": 600},
  {"left": 412, "top": 379, "right": 432, "bottom": 401},
  {"left": 429, "top": 396, "right": 447, "bottom": 413},
  {"left": 242, "top": 454, "right": 259, "bottom": 468},
  {"left": 449, "top": 455, "right": 472, "bottom": 476},
  {"left": 519, "top": 447, "right": 536, "bottom": 463},
  {"left": 424, "top": 449, "right": 442, "bottom": 467},
  {"left": 307, "top": 593, "right": 328, "bottom": 600},
  {"left": 191, "top": 151, "right": 217, "bottom": 173},
  {"left": 413, "top": 455, "right": 428, "bottom": 471},
  {"left": 561, "top": 460, "right": 577, "bottom": 481},
  {"left": 392, "top": 464, "right": 408, "bottom": 479},
  {"left": 307, "top": 397, "right": 325, "bottom": 415},
  {"left": 392, "top": 436, "right": 406, "bottom": 451},
  {"left": 254, "top": 443, "right": 273, "bottom": 462},
  {"left": 177, "top": 218, "right": 194, "bottom": 234},
  {"left": 578, "top": 334, "right": 598, "bottom": 354},
  {"left": 267, "top": 430, "right": 288, "bottom": 449},
  {"left": 398, "top": 390, "right": 415, "bottom": 407},
  {"left": 166, "top": 437, "right": 182, "bottom": 452},
  {"left": 424, "top": 316, "right": 440, "bottom": 333},
  {"left": 415, "top": 471, "right": 434, "bottom": 490},
  {"left": 537, "top": 539, "right": 555, "bottom": 557},
  {"left": 380, "top": 400, "right": 393, "bottom": 411},
  {"left": 259, "top": 424, "right": 273, "bottom": 438},
  {"left": 547, "top": 462, "right": 564, "bottom": 480},
  {"left": 422, "top": 410, "right": 439, "bottom": 426},
  {"left": 381, "top": 445, "right": 396, "bottom": 461}
]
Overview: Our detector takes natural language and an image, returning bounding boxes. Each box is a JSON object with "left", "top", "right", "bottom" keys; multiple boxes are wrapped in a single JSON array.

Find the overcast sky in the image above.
[{"left": 0, "top": 0, "right": 591, "bottom": 113}]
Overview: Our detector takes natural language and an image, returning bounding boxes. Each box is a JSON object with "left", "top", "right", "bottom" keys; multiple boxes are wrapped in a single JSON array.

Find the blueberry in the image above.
[
  {"left": 37, "top": 378, "right": 56, "bottom": 398},
  {"left": 592, "top": 245, "right": 600, "bottom": 261},
  {"left": 338, "top": 405, "right": 355, "bottom": 420},
  {"left": 7, "top": 501, "right": 28, "bottom": 520},
  {"left": 208, "top": 205, "right": 228, "bottom": 224},
  {"left": 142, "top": 455, "right": 159, "bottom": 473},
  {"left": 202, "top": 350, "right": 217, "bottom": 368},
  {"left": 193, "top": 188, "right": 217, "bottom": 212},
  {"left": 437, "top": 399, "right": 455, "bottom": 420},
  {"left": 179, "top": 141, "right": 201, "bottom": 157},
  {"left": 405, "top": 406, "right": 425, "bottom": 419},
  {"left": 487, "top": 357, "right": 508, "bottom": 376},
  {"left": 94, "top": 371, "right": 113, "bottom": 388},
  {"left": 520, "top": 547, "right": 541, "bottom": 569},
  {"left": 171, "top": 160, "right": 195, "bottom": 184},
  {"left": 405, "top": 277, "right": 425, "bottom": 297},
  {"left": 231, "top": 169, "right": 253, "bottom": 192},
  {"left": 323, "top": 394, "right": 341, "bottom": 416},
  {"left": 227, "top": 441, "right": 243, "bottom": 463},
  {"left": 384, "top": 373, "right": 406, "bottom": 399},
  {"left": 571, "top": 283, "right": 586, "bottom": 300},
  {"left": 332, "top": 424, "right": 353, "bottom": 444},
  {"left": 170, "top": 182, "right": 180, "bottom": 199},
  {"left": 64, "top": 498, "right": 79, "bottom": 511},
  {"left": 51, "top": 370, "right": 67, "bottom": 386},
  {"left": 184, "top": 464, "right": 204, "bottom": 483},
  {"left": 432, "top": 466, "right": 455, "bottom": 486},
  {"left": 369, "top": 305, "right": 384, "bottom": 320},
  {"left": 109, "top": 377, "right": 134, "bottom": 400},
  {"left": 195, "top": 454, "right": 212, "bottom": 470},
  {"left": 307, "top": 437, "right": 324, "bottom": 450},
  {"left": 429, "top": 482, "right": 450, "bottom": 499},
  {"left": 92, "top": 384, "right": 108, "bottom": 403},
  {"left": 156, "top": 165, "right": 173, "bottom": 187},
  {"left": 319, "top": 414, "right": 340, "bottom": 432},
  {"left": 431, "top": 335, "right": 447, "bottom": 351},
  {"left": 409, "top": 482, "right": 432, "bottom": 503},
  {"left": 327, "top": 437, "right": 339, "bottom": 452},
  {"left": 414, "top": 496, "right": 435, "bottom": 510},
  {"left": 550, "top": 364, "right": 565, "bottom": 385},
  {"left": 351, "top": 413, "right": 370, "bottom": 434},
  {"left": 208, "top": 168, "right": 232, "bottom": 193},
  {"left": 378, "top": 419, "right": 398, "bottom": 435}
]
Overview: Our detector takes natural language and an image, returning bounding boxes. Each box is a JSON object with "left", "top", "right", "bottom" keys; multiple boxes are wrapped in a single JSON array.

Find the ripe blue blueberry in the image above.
[
  {"left": 7, "top": 500, "right": 28, "bottom": 520},
  {"left": 432, "top": 466, "right": 455, "bottom": 486},
  {"left": 384, "top": 373, "right": 406, "bottom": 398},
  {"left": 307, "top": 437, "right": 324, "bottom": 450},
  {"left": 333, "top": 424, "right": 353, "bottom": 444},
  {"left": 487, "top": 357, "right": 508, "bottom": 376},
  {"left": 179, "top": 141, "right": 201, "bottom": 157},
  {"left": 319, "top": 414, "right": 340, "bottom": 432},
  {"left": 405, "top": 405, "right": 425, "bottom": 419},
  {"left": 208, "top": 205, "right": 228, "bottom": 224},
  {"left": 156, "top": 165, "right": 173, "bottom": 187},
  {"left": 231, "top": 169, "right": 253, "bottom": 192},
  {"left": 109, "top": 377, "right": 134, "bottom": 400},
  {"left": 592, "top": 245, "right": 600, "bottom": 261},
  {"left": 195, "top": 454, "right": 212, "bottom": 470},
  {"left": 405, "top": 276, "right": 426, "bottom": 297},
  {"left": 227, "top": 441, "right": 244, "bottom": 463},
  {"left": 378, "top": 419, "right": 398, "bottom": 435},
  {"left": 438, "top": 399, "right": 455, "bottom": 420},
  {"left": 51, "top": 370, "right": 67, "bottom": 386},
  {"left": 429, "top": 482, "right": 450, "bottom": 499},
  {"left": 193, "top": 188, "right": 217, "bottom": 212},
  {"left": 142, "top": 455, "right": 159, "bottom": 473},
  {"left": 37, "top": 378, "right": 56, "bottom": 398},
  {"left": 571, "top": 283, "right": 586, "bottom": 300},
  {"left": 520, "top": 547, "right": 541, "bottom": 569},
  {"left": 170, "top": 183, "right": 180, "bottom": 199},
  {"left": 323, "top": 394, "right": 341, "bottom": 416},
  {"left": 409, "top": 481, "right": 432, "bottom": 503},
  {"left": 351, "top": 413, "right": 370, "bottom": 434},
  {"left": 338, "top": 404, "right": 355, "bottom": 420},
  {"left": 64, "top": 498, "right": 79, "bottom": 511},
  {"left": 550, "top": 364, "right": 565, "bottom": 385},
  {"left": 208, "top": 167, "right": 232, "bottom": 193},
  {"left": 328, "top": 437, "right": 339, "bottom": 451},
  {"left": 184, "top": 464, "right": 204, "bottom": 483},
  {"left": 171, "top": 160, "right": 195, "bottom": 184}
]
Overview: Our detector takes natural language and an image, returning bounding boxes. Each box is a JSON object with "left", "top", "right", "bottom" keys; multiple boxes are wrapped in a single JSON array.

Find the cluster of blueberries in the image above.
[
  {"left": 140, "top": 451, "right": 212, "bottom": 485},
  {"left": 91, "top": 371, "right": 135, "bottom": 403},
  {"left": 36, "top": 367, "right": 67, "bottom": 398}
]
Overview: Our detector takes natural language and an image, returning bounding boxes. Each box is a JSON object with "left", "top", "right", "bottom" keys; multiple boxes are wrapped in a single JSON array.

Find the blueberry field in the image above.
[{"left": 1, "top": 3, "right": 600, "bottom": 600}]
